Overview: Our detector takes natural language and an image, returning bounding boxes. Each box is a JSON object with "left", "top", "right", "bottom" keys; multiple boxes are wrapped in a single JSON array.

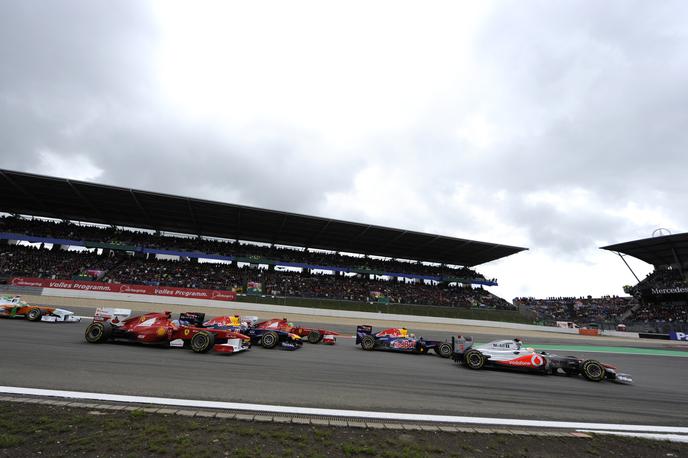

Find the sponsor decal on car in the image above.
[{"left": 390, "top": 339, "right": 416, "bottom": 349}]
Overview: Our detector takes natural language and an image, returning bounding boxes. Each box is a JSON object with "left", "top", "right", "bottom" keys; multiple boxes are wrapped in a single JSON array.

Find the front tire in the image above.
[
  {"left": 85, "top": 322, "right": 112, "bottom": 343},
  {"left": 581, "top": 360, "right": 606, "bottom": 382},
  {"left": 261, "top": 331, "right": 279, "bottom": 349},
  {"left": 360, "top": 335, "right": 376, "bottom": 351},
  {"left": 26, "top": 308, "right": 43, "bottom": 322},
  {"left": 307, "top": 330, "right": 322, "bottom": 344},
  {"left": 190, "top": 331, "right": 215, "bottom": 353},
  {"left": 436, "top": 343, "right": 452, "bottom": 358},
  {"left": 463, "top": 349, "right": 485, "bottom": 369}
]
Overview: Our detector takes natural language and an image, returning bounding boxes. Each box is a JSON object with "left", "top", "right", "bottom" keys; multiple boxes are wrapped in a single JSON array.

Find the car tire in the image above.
[
  {"left": 261, "top": 331, "right": 279, "bottom": 349},
  {"left": 307, "top": 330, "right": 322, "bottom": 344},
  {"left": 436, "top": 343, "right": 453, "bottom": 358},
  {"left": 190, "top": 331, "right": 216, "bottom": 353},
  {"left": 26, "top": 307, "right": 43, "bottom": 322},
  {"left": 85, "top": 322, "right": 112, "bottom": 343},
  {"left": 463, "top": 349, "right": 485, "bottom": 369},
  {"left": 361, "top": 335, "right": 376, "bottom": 351},
  {"left": 581, "top": 360, "right": 606, "bottom": 382}
]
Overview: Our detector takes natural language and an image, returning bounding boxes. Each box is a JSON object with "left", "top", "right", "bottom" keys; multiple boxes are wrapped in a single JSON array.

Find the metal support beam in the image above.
[
  {"left": 616, "top": 252, "right": 641, "bottom": 283},
  {"left": 671, "top": 247, "right": 685, "bottom": 278}
]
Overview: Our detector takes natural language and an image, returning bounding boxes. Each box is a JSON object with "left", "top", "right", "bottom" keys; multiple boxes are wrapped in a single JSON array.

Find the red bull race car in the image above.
[
  {"left": 0, "top": 295, "right": 80, "bottom": 323},
  {"left": 451, "top": 336, "right": 633, "bottom": 383},
  {"left": 84, "top": 308, "right": 251, "bottom": 354},
  {"left": 356, "top": 325, "right": 453, "bottom": 357}
]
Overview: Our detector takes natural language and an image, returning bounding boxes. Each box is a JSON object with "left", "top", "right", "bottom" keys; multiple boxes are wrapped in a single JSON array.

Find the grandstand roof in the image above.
[
  {"left": 0, "top": 169, "right": 527, "bottom": 266},
  {"left": 601, "top": 233, "right": 688, "bottom": 267}
]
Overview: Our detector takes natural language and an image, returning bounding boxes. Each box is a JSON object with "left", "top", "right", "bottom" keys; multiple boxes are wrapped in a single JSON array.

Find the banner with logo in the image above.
[
  {"left": 10, "top": 277, "right": 236, "bottom": 301},
  {"left": 246, "top": 281, "right": 263, "bottom": 295},
  {"left": 669, "top": 331, "right": 688, "bottom": 341}
]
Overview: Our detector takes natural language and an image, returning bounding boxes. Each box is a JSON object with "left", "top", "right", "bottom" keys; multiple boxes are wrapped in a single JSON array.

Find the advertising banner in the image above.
[
  {"left": 10, "top": 277, "right": 236, "bottom": 301},
  {"left": 669, "top": 331, "right": 688, "bottom": 341},
  {"left": 246, "top": 281, "right": 263, "bottom": 296}
]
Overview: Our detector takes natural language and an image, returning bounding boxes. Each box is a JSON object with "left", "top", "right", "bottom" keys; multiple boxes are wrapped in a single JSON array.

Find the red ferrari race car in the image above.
[
  {"left": 84, "top": 308, "right": 251, "bottom": 354},
  {"left": 255, "top": 318, "right": 339, "bottom": 344},
  {"left": 0, "top": 295, "right": 80, "bottom": 323}
]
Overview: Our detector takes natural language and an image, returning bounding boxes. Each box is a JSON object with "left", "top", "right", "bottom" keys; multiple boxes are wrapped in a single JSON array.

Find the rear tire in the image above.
[
  {"left": 85, "top": 322, "right": 112, "bottom": 343},
  {"left": 261, "top": 331, "right": 279, "bottom": 349},
  {"left": 190, "top": 331, "right": 215, "bottom": 353},
  {"left": 26, "top": 308, "right": 43, "bottom": 322},
  {"left": 436, "top": 343, "right": 452, "bottom": 358},
  {"left": 307, "top": 330, "right": 322, "bottom": 344},
  {"left": 361, "top": 335, "right": 376, "bottom": 351},
  {"left": 581, "top": 360, "right": 606, "bottom": 382}
]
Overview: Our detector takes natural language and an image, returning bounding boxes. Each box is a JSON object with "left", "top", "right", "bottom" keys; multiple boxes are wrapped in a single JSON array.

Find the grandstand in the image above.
[
  {"left": 0, "top": 169, "right": 527, "bottom": 312},
  {"left": 601, "top": 233, "right": 688, "bottom": 333}
]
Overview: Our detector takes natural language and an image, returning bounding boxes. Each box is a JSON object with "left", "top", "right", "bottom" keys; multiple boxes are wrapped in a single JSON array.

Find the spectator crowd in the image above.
[
  {"left": 0, "top": 244, "right": 514, "bottom": 310},
  {"left": 513, "top": 296, "right": 638, "bottom": 324},
  {"left": 0, "top": 216, "right": 491, "bottom": 282}
]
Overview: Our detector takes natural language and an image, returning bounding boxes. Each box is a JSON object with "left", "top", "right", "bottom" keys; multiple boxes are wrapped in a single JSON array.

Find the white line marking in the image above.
[
  {"left": 1, "top": 386, "right": 687, "bottom": 434},
  {"left": 577, "top": 430, "right": 688, "bottom": 443}
]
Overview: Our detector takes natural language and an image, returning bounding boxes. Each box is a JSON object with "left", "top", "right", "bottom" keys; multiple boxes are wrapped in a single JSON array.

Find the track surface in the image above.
[{"left": 2, "top": 311, "right": 687, "bottom": 427}]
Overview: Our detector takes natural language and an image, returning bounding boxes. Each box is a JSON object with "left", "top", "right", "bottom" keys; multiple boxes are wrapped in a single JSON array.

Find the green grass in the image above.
[{"left": 0, "top": 433, "right": 24, "bottom": 448}]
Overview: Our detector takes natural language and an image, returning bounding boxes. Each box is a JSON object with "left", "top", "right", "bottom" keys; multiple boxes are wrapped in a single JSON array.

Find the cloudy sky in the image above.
[{"left": 1, "top": 0, "right": 687, "bottom": 300}]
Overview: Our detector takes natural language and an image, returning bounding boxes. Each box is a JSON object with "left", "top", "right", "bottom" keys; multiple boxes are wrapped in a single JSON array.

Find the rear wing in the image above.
[
  {"left": 451, "top": 335, "right": 474, "bottom": 355},
  {"left": 93, "top": 307, "right": 131, "bottom": 323},
  {"left": 355, "top": 325, "right": 373, "bottom": 344}
]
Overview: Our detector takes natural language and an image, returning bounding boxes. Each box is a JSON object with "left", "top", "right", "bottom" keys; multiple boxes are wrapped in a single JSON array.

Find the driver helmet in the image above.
[{"left": 400, "top": 327, "right": 408, "bottom": 337}]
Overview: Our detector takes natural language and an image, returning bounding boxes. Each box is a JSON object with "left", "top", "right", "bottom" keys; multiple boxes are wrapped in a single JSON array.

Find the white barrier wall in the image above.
[{"left": 40, "top": 287, "right": 640, "bottom": 338}]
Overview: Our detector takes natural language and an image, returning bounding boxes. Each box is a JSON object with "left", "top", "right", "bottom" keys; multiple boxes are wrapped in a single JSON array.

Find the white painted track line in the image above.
[
  {"left": 1, "top": 386, "right": 687, "bottom": 434},
  {"left": 576, "top": 430, "right": 688, "bottom": 443}
]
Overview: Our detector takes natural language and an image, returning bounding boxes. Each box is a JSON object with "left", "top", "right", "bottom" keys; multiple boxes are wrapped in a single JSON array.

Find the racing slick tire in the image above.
[
  {"left": 463, "top": 349, "right": 486, "bottom": 369},
  {"left": 190, "top": 331, "right": 216, "bottom": 353},
  {"left": 360, "top": 335, "right": 376, "bottom": 351},
  {"left": 26, "top": 307, "right": 43, "bottom": 322},
  {"left": 261, "top": 331, "right": 280, "bottom": 349},
  {"left": 581, "top": 360, "right": 606, "bottom": 382},
  {"left": 436, "top": 343, "right": 453, "bottom": 358},
  {"left": 307, "top": 330, "right": 322, "bottom": 344},
  {"left": 85, "top": 322, "right": 112, "bottom": 343}
]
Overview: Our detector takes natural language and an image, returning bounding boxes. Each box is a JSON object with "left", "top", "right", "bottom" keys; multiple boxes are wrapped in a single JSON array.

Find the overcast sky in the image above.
[{"left": 2, "top": 0, "right": 687, "bottom": 300}]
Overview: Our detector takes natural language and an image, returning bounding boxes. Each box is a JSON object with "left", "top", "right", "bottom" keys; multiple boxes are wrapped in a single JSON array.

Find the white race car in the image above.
[
  {"left": 451, "top": 336, "right": 632, "bottom": 384},
  {"left": 0, "top": 295, "right": 80, "bottom": 323}
]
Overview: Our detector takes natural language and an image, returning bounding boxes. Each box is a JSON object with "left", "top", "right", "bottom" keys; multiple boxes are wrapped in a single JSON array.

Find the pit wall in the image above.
[{"left": 30, "top": 287, "right": 642, "bottom": 339}]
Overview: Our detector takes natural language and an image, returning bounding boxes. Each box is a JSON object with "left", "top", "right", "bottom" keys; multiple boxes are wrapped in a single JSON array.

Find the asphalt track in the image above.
[{"left": 1, "top": 309, "right": 687, "bottom": 427}]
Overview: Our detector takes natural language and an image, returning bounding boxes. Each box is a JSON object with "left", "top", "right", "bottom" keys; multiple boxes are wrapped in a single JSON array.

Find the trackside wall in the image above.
[{"left": 32, "top": 286, "right": 641, "bottom": 338}]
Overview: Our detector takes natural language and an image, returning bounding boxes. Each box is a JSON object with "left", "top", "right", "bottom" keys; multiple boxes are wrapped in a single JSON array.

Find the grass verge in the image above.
[{"left": 0, "top": 402, "right": 685, "bottom": 457}]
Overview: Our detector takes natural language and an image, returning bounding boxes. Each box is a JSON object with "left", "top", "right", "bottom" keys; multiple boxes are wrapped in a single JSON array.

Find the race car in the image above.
[
  {"left": 182, "top": 313, "right": 303, "bottom": 350},
  {"left": 355, "top": 325, "right": 453, "bottom": 357},
  {"left": 84, "top": 308, "right": 251, "bottom": 354},
  {"left": 0, "top": 295, "right": 80, "bottom": 323},
  {"left": 253, "top": 318, "right": 340, "bottom": 344},
  {"left": 451, "top": 336, "right": 633, "bottom": 383}
]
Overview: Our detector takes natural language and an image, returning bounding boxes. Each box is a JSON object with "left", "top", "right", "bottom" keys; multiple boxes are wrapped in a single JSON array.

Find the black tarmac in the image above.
[{"left": 1, "top": 309, "right": 687, "bottom": 427}]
